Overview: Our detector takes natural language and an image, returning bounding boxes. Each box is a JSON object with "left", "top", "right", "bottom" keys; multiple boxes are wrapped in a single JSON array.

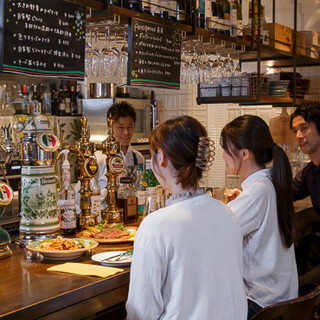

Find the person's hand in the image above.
[{"left": 224, "top": 188, "right": 241, "bottom": 203}]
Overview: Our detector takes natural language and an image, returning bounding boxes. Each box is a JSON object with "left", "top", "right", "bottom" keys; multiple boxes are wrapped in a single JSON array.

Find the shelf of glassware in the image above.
[{"left": 196, "top": 94, "right": 307, "bottom": 106}]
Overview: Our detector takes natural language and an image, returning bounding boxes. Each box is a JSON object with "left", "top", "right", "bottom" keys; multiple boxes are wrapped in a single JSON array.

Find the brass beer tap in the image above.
[
  {"left": 73, "top": 115, "right": 98, "bottom": 228},
  {"left": 101, "top": 115, "right": 125, "bottom": 223}
]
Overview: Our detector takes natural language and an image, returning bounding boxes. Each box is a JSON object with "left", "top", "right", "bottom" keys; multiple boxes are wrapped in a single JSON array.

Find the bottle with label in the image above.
[
  {"left": 118, "top": 176, "right": 138, "bottom": 223},
  {"left": 135, "top": 167, "right": 147, "bottom": 221},
  {"left": 76, "top": 84, "right": 83, "bottom": 115},
  {"left": 142, "top": 159, "right": 160, "bottom": 215},
  {"left": 58, "top": 84, "right": 66, "bottom": 116},
  {"left": 90, "top": 176, "right": 102, "bottom": 223},
  {"left": 21, "top": 84, "right": 30, "bottom": 115},
  {"left": 31, "top": 84, "right": 42, "bottom": 115},
  {"left": 70, "top": 85, "right": 77, "bottom": 115},
  {"left": 64, "top": 85, "right": 71, "bottom": 116},
  {"left": 58, "top": 149, "right": 77, "bottom": 235},
  {"left": 230, "top": 0, "right": 238, "bottom": 37},
  {"left": 41, "top": 84, "right": 52, "bottom": 115}
]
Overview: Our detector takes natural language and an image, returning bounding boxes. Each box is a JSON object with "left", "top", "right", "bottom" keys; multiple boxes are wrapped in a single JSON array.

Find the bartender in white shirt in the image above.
[{"left": 76, "top": 101, "right": 144, "bottom": 212}]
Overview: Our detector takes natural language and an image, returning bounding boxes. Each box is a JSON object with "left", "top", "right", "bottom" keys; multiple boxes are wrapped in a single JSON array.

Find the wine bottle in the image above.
[
  {"left": 50, "top": 83, "right": 59, "bottom": 116},
  {"left": 64, "top": 85, "right": 71, "bottom": 116},
  {"left": 58, "top": 150, "right": 77, "bottom": 235},
  {"left": 70, "top": 85, "right": 77, "bottom": 115},
  {"left": 230, "top": 0, "right": 237, "bottom": 37},
  {"left": 31, "top": 84, "right": 41, "bottom": 115}
]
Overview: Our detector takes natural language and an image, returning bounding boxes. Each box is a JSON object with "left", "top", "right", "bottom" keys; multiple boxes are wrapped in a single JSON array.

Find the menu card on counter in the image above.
[
  {"left": 1, "top": 0, "right": 86, "bottom": 80},
  {"left": 128, "top": 18, "right": 181, "bottom": 90}
]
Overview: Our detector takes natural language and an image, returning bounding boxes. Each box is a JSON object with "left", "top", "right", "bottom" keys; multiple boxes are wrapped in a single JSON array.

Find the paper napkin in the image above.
[{"left": 47, "top": 262, "right": 124, "bottom": 278}]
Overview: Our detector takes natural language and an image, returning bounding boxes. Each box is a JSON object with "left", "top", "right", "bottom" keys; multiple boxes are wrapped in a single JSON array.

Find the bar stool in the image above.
[{"left": 250, "top": 285, "right": 320, "bottom": 320}]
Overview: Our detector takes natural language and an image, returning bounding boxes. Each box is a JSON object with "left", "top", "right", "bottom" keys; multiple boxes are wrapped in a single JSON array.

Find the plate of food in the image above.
[
  {"left": 77, "top": 222, "right": 137, "bottom": 244},
  {"left": 26, "top": 236, "right": 98, "bottom": 260},
  {"left": 92, "top": 251, "right": 133, "bottom": 267}
]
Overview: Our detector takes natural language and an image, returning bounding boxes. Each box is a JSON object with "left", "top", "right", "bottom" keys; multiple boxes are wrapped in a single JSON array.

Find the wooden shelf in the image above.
[{"left": 197, "top": 95, "right": 306, "bottom": 106}]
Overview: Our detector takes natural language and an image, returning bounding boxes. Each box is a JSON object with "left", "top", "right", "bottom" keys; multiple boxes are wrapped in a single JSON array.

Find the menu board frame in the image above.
[
  {"left": 0, "top": 0, "right": 86, "bottom": 80},
  {"left": 128, "top": 18, "right": 182, "bottom": 90}
]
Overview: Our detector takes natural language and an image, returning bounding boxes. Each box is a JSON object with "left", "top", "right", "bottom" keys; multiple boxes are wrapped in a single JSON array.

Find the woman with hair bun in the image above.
[
  {"left": 126, "top": 115, "right": 247, "bottom": 320},
  {"left": 220, "top": 114, "right": 298, "bottom": 319}
]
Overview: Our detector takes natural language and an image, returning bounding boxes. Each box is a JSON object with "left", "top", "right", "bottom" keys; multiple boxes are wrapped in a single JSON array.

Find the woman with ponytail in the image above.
[
  {"left": 126, "top": 115, "right": 247, "bottom": 320},
  {"left": 220, "top": 114, "right": 298, "bottom": 319}
]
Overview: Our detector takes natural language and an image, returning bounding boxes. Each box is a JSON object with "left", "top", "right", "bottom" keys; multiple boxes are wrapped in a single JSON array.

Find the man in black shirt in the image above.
[
  {"left": 290, "top": 103, "right": 320, "bottom": 275},
  {"left": 290, "top": 103, "right": 320, "bottom": 214}
]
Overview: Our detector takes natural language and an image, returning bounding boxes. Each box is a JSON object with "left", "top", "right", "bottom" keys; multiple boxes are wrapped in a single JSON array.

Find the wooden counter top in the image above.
[{"left": 0, "top": 237, "right": 133, "bottom": 320}]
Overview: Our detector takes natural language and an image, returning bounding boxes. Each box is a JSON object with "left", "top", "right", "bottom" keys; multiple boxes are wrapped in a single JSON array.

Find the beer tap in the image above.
[
  {"left": 100, "top": 114, "right": 125, "bottom": 223},
  {"left": 72, "top": 115, "right": 99, "bottom": 228}
]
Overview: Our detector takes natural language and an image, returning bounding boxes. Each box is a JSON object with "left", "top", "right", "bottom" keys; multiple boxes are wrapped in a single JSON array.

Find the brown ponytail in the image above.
[{"left": 150, "top": 116, "right": 208, "bottom": 190}]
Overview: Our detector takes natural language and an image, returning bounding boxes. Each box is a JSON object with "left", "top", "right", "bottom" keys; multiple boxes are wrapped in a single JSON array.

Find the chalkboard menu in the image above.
[
  {"left": 1, "top": 0, "right": 86, "bottom": 80},
  {"left": 128, "top": 18, "right": 181, "bottom": 90}
]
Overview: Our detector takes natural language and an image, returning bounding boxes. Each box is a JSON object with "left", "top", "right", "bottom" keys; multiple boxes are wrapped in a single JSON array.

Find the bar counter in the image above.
[{"left": 0, "top": 235, "right": 133, "bottom": 320}]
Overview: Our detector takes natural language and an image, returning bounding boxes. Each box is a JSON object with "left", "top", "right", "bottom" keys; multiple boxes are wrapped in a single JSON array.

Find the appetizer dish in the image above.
[
  {"left": 26, "top": 236, "right": 98, "bottom": 260},
  {"left": 77, "top": 222, "right": 136, "bottom": 243}
]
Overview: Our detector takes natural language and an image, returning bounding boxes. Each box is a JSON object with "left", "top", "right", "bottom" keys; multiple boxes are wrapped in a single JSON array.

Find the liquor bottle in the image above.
[
  {"left": 70, "top": 85, "right": 77, "bottom": 115},
  {"left": 50, "top": 83, "right": 59, "bottom": 116},
  {"left": 31, "top": 84, "right": 41, "bottom": 115},
  {"left": 64, "top": 85, "right": 71, "bottom": 116},
  {"left": 230, "top": 0, "right": 237, "bottom": 37},
  {"left": 76, "top": 84, "right": 83, "bottom": 115},
  {"left": 58, "top": 150, "right": 77, "bottom": 235},
  {"left": 135, "top": 167, "right": 147, "bottom": 221},
  {"left": 118, "top": 178, "right": 138, "bottom": 223},
  {"left": 204, "top": 0, "right": 211, "bottom": 30},
  {"left": 41, "top": 84, "right": 52, "bottom": 115},
  {"left": 143, "top": 159, "right": 159, "bottom": 214},
  {"left": 58, "top": 84, "right": 66, "bottom": 116},
  {"left": 90, "top": 176, "right": 102, "bottom": 223},
  {"left": 176, "top": 0, "right": 187, "bottom": 23},
  {"left": 21, "top": 85, "right": 30, "bottom": 115},
  {"left": 236, "top": 0, "right": 243, "bottom": 37}
]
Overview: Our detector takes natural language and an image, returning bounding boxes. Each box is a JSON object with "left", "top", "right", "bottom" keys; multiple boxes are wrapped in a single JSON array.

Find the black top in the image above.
[{"left": 293, "top": 161, "right": 320, "bottom": 214}]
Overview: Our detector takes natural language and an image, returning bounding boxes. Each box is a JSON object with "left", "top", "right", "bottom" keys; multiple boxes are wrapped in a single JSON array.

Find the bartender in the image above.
[{"left": 76, "top": 101, "right": 145, "bottom": 212}]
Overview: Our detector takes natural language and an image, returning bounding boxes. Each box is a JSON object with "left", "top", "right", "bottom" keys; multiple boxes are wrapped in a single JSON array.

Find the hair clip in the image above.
[{"left": 195, "top": 137, "right": 215, "bottom": 171}]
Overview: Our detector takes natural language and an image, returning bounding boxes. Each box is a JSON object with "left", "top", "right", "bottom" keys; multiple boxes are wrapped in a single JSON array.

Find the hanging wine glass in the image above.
[
  {"left": 119, "top": 27, "right": 128, "bottom": 77},
  {"left": 101, "top": 27, "right": 119, "bottom": 77},
  {"left": 90, "top": 29, "right": 101, "bottom": 77}
]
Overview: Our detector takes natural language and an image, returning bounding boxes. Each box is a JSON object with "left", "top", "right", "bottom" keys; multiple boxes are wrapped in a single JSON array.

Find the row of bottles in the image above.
[
  {"left": 58, "top": 150, "right": 102, "bottom": 235},
  {"left": 110, "top": 0, "right": 191, "bottom": 24},
  {"left": 200, "top": 0, "right": 243, "bottom": 37},
  {"left": 108, "top": 0, "right": 245, "bottom": 37},
  {"left": 57, "top": 156, "right": 163, "bottom": 234},
  {"left": 12, "top": 81, "right": 83, "bottom": 116}
]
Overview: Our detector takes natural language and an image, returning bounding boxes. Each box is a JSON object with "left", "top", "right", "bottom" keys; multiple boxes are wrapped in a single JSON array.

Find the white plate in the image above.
[
  {"left": 26, "top": 238, "right": 98, "bottom": 261},
  {"left": 91, "top": 251, "right": 133, "bottom": 267}
]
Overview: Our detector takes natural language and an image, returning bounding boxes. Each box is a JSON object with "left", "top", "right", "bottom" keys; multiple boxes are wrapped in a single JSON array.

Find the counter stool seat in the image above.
[{"left": 250, "top": 285, "right": 320, "bottom": 320}]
